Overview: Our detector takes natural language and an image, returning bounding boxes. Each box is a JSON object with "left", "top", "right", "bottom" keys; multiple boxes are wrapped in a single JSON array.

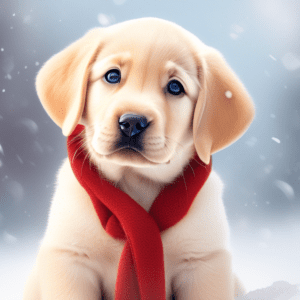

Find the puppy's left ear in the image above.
[
  {"left": 36, "top": 28, "right": 103, "bottom": 136},
  {"left": 193, "top": 47, "right": 255, "bottom": 165}
]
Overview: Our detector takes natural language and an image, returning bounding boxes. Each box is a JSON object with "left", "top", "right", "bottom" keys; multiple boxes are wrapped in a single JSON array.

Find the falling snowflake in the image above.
[
  {"left": 274, "top": 180, "right": 294, "bottom": 201},
  {"left": 98, "top": 13, "right": 115, "bottom": 26},
  {"left": 230, "top": 24, "right": 244, "bottom": 40},
  {"left": 272, "top": 137, "right": 280, "bottom": 143},
  {"left": 1, "top": 48, "right": 4, "bottom": 52},
  {"left": 269, "top": 54, "right": 277, "bottom": 61},
  {"left": 246, "top": 137, "right": 257, "bottom": 147},
  {"left": 18, "top": 118, "right": 39, "bottom": 134},
  {"left": 33, "top": 141, "right": 43, "bottom": 153},
  {"left": 232, "top": 24, "right": 244, "bottom": 34},
  {"left": 2, "top": 89, "right": 5, "bottom": 93},
  {"left": 230, "top": 33, "right": 239, "bottom": 40},
  {"left": 23, "top": 15, "right": 32, "bottom": 24},
  {"left": 225, "top": 90, "right": 232, "bottom": 98},
  {"left": 264, "top": 164, "right": 274, "bottom": 174},
  {"left": 16, "top": 155, "right": 23, "bottom": 164}
]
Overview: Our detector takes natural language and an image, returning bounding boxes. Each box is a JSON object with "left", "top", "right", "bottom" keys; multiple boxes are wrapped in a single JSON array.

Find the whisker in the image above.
[
  {"left": 81, "top": 151, "right": 90, "bottom": 177},
  {"left": 182, "top": 172, "right": 188, "bottom": 191},
  {"left": 187, "top": 162, "right": 196, "bottom": 177},
  {"left": 67, "top": 130, "right": 86, "bottom": 147},
  {"left": 164, "top": 135, "right": 184, "bottom": 150}
]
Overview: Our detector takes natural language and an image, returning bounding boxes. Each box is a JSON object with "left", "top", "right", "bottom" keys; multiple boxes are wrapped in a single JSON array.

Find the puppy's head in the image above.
[{"left": 36, "top": 18, "right": 254, "bottom": 167}]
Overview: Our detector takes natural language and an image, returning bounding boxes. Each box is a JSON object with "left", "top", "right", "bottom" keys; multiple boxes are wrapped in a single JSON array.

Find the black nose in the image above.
[{"left": 119, "top": 114, "right": 149, "bottom": 137}]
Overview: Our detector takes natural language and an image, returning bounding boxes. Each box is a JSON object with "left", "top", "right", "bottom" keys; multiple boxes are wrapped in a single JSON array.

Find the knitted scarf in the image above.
[{"left": 67, "top": 125, "right": 212, "bottom": 300}]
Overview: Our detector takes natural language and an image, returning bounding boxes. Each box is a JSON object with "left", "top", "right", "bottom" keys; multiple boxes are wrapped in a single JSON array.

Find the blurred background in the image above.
[{"left": 0, "top": 0, "right": 299, "bottom": 299}]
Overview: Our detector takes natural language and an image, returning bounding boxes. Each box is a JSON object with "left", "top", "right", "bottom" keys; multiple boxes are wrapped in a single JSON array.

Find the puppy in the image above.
[{"left": 24, "top": 18, "right": 255, "bottom": 300}]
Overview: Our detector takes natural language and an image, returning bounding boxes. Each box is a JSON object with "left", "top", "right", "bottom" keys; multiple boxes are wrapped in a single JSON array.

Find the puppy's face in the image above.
[
  {"left": 82, "top": 23, "right": 200, "bottom": 168},
  {"left": 36, "top": 18, "right": 255, "bottom": 168}
]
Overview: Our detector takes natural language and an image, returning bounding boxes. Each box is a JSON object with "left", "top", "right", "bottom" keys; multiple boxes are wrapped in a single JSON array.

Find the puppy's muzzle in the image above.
[{"left": 117, "top": 113, "right": 150, "bottom": 151}]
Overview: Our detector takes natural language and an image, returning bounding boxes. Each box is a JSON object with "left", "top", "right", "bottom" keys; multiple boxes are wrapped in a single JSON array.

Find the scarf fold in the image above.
[{"left": 67, "top": 125, "right": 212, "bottom": 300}]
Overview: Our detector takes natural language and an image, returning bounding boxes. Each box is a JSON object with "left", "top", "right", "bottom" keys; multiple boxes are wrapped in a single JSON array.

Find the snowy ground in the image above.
[{"left": 1, "top": 223, "right": 299, "bottom": 300}]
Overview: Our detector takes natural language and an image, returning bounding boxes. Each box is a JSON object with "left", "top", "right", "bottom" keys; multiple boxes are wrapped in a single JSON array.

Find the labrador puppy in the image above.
[{"left": 24, "top": 18, "right": 255, "bottom": 300}]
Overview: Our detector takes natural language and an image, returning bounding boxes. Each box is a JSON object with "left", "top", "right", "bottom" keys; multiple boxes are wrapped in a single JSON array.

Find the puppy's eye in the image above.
[
  {"left": 104, "top": 69, "right": 121, "bottom": 84},
  {"left": 167, "top": 80, "right": 185, "bottom": 95}
]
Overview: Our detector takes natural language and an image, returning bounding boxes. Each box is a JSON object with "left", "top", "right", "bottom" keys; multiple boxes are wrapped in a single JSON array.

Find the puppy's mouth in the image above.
[
  {"left": 105, "top": 147, "right": 168, "bottom": 167},
  {"left": 90, "top": 142, "right": 171, "bottom": 167},
  {"left": 87, "top": 129, "right": 172, "bottom": 167}
]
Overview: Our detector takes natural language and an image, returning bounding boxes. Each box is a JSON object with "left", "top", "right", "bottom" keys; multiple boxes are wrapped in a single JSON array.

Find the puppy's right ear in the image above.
[{"left": 36, "top": 28, "right": 103, "bottom": 136}]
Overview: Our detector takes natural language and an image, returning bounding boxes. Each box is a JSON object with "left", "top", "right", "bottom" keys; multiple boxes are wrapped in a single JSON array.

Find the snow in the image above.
[
  {"left": 264, "top": 164, "right": 274, "bottom": 174},
  {"left": 225, "top": 90, "right": 233, "bottom": 98},
  {"left": 97, "top": 13, "right": 115, "bottom": 27},
  {"left": 18, "top": 118, "right": 39, "bottom": 134},
  {"left": 272, "top": 137, "right": 281, "bottom": 143},
  {"left": 232, "top": 24, "right": 244, "bottom": 34},
  {"left": 230, "top": 24, "right": 244, "bottom": 40},
  {"left": 245, "top": 136, "right": 257, "bottom": 147},
  {"left": 269, "top": 54, "right": 277, "bottom": 61},
  {"left": 16, "top": 154, "right": 24, "bottom": 164},
  {"left": 274, "top": 180, "right": 295, "bottom": 200},
  {"left": 0, "top": 237, "right": 298, "bottom": 300},
  {"left": 230, "top": 33, "right": 239, "bottom": 40},
  {"left": 23, "top": 15, "right": 32, "bottom": 24},
  {"left": 236, "top": 281, "right": 300, "bottom": 299}
]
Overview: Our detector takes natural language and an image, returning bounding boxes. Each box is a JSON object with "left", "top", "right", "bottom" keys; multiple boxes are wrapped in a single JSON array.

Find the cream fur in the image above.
[{"left": 24, "top": 17, "right": 254, "bottom": 299}]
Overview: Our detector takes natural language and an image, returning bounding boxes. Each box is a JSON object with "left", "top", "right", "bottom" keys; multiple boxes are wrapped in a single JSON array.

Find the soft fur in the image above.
[{"left": 24, "top": 18, "right": 255, "bottom": 299}]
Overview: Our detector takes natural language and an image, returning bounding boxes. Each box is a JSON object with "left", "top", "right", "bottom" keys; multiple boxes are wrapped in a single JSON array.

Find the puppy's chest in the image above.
[{"left": 93, "top": 216, "right": 207, "bottom": 295}]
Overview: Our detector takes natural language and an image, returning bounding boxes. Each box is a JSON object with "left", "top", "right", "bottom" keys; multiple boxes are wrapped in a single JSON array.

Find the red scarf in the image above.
[{"left": 67, "top": 125, "right": 212, "bottom": 299}]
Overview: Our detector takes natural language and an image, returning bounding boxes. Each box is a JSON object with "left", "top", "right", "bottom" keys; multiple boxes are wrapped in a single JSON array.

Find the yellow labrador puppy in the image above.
[{"left": 24, "top": 18, "right": 255, "bottom": 300}]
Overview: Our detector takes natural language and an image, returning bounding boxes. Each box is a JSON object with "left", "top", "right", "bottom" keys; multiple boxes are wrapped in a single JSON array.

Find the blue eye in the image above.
[
  {"left": 104, "top": 69, "right": 121, "bottom": 84},
  {"left": 167, "top": 80, "right": 185, "bottom": 95}
]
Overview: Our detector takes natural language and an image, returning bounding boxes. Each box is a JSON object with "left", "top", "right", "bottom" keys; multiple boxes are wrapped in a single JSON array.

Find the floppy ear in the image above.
[
  {"left": 36, "top": 28, "right": 103, "bottom": 136},
  {"left": 193, "top": 47, "right": 255, "bottom": 165}
]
